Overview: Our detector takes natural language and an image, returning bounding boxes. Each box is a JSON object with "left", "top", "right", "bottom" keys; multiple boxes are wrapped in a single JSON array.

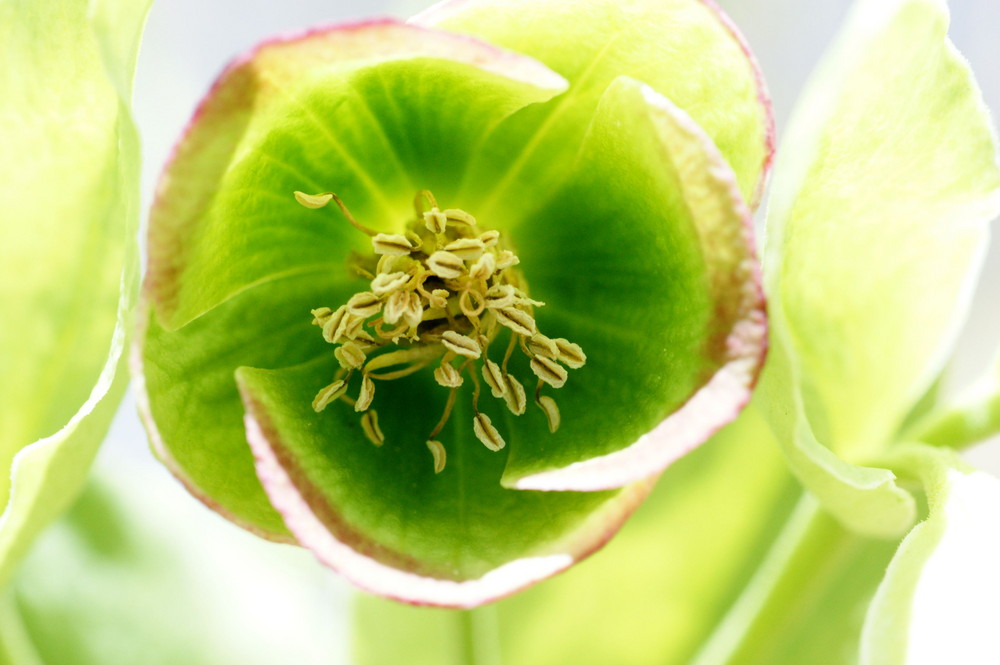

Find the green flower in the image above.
[{"left": 135, "top": 0, "right": 772, "bottom": 606}]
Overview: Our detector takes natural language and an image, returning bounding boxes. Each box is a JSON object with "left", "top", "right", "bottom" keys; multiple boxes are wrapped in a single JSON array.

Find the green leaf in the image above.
[
  {"left": 413, "top": 0, "right": 774, "bottom": 216},
  {"left": 860, "top": 445, "right": 1000, "bottom": 665},
  {"left": 765, "top": 0, "right": 1000, "bottom": 460},
  {"left": 145, "top": 20, "right": 568, "bottom": 331},
  {"left": 354, "top": 405, "right": 802, "bottom": 664},
  {"left": 236, "top": 356, "right": 653, "bottom": 607},
  {"left": 0, "top": 0, "right": 150, "bottom": 586}
]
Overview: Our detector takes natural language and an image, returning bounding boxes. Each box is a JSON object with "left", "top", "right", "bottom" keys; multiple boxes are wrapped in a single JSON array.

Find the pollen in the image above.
[{"left": 298, "top": 189, "right": 586, "bottom": 474}]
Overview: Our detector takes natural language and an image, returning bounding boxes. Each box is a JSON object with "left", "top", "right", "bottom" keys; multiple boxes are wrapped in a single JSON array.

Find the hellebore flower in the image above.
[{"left": 134, "top": 0, "right": 773, "bottom": 607}]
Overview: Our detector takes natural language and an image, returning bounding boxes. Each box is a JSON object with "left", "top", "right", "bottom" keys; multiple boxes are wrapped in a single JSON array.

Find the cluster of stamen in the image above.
[{"left": 294, "top": 189, "right": 586, "bottom": 474}]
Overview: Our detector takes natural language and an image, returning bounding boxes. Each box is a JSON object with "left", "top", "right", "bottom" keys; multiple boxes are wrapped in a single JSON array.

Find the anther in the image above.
[
  {"left": 530, "top": 356, "right": 568, "bottom": 388},
  {"left": 426, "top": 440, "right": 447, "bottom": 474},
  {"left": 441, "top": 331, "right": 481, "bottom": 359},
  {"left": 423, "top": 208, "right": 448, "bottom": 234},
  {"left": 294, "top": 191, "right": 333, "bottom": 209},
  {"left": 443, "top": 237, "right": 486, "bottom": 261},
  {"left": 469, "top": 253, "right": 496, "bottom": 281},
  {"left": 371, "top": 271, "right": 410, "bottom": 297},
  {"left": 537, "top": 395, "right": 561, "bottom": 433},
  {"left": 335, "top": 341, "right": 366, "bottom": 370},
  {"left": 503, "top": 374, "right": 527, "bottom": 415},
  {"left": 473, "top": 413, "right": 505, "bottom": 451},
  {"left": 434, "top": 361, "right": 464, "bottom": 388},
  {"left": 347, "top": 291, "right": 382, "bottom": 318},
  {"left": 482, "top": 360, "right": 506, "bottom": 398},
  {"left": 312, "top": 379, "right": 348, "bottom": 412},
  {"left": 426, "top": 251, "right": 465, "bottom": 279},
  {"left": 361, "top": 410, "right": 384, "bottom": 446},
  {"left": 495, "top": 306, "right": 537, "bottom": 337},
  {"left": 355, "top": 374, "right": 375, "bottom": 412},
  {"left": 372, "top": 233, "right": 414, "bottom": 256},
  {"left": 527, "top": 333, "right": 559, "bottom": 359},
  {"left": 554, "top": 338, "right": 587, "bottom": 368}
]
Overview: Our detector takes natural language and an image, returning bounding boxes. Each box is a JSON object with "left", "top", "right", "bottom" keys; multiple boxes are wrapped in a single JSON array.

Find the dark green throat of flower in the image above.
[{"left": 293, "top": 189, "right": 586, "bottom": 474}]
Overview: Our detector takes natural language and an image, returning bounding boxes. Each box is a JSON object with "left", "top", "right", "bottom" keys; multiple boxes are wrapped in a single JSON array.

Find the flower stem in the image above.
[{"left": 457, "top": 606, "right": 503, "bottom": 665}]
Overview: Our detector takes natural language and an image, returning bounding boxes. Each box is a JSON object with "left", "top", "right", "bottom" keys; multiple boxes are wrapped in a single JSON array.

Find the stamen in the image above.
[
  {"left": 426, "top": 251, "right": 465, "bottom": 279},
  {"left": 426, "top": 440, "right": 447, "bottom": 474},
  {"left": 294, "top": 191, "right": 334, "bottom": 209},
  {"left": 537, "top": 395, "right": 561, "bottom": 433},
  {"left": 355, "top": 374, "right": 375, "bottom": 412},
  {"left": 530, "top": 355, "right": 568, "bottom": 389},
  {"left": 554, "top": 338, "right": 587, "bottom": 368},
  {"left": 302, "top": 190, "right": 585, "bottom": 471},
  {"left": 440, "top": 331, "right": 481, "bottom": 359},
  {"left": 361, "top": 410, "right": 384, "bottom": 446},
  {"left": 495, "top": 306, "right": 537, "bottom": 337},
  {"left": 313, "top": 379, "right": 348, "bottom": 412},
  {"left": 473, "top": 413, "right": 505, "bottom": 451},
  {"left": 372, "top": 233, "right": 414, "bottom": 256}
]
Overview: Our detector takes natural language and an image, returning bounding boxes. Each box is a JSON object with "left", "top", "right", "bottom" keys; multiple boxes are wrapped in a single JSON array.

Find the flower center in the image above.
[{"left": 294, "top": 189, "right": 585, "bottom": 474}]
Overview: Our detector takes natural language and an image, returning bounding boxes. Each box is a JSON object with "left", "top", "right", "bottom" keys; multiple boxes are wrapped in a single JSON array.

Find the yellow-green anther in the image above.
[
  {"left": 527, "top": 333, "right": 559, "bottom": 359},
  {"left": 312, "top": 379, "right": 348, "bottom": 412},
  {"left": 484, "top": 284, "right": 516, "bottom": 309},
  {"left": 335, "top": 341, "right": 366, "bottom": 370},
  {"left": 383, "top": 291, "right": 408, "bottom": 325},
  {"left": 427, "top": 251, "right": 465, "bottom": 279},
  {"left": 537, "top": 395, "right": 561, "bottom": 433},
  {"left": 356, "top": 374, "right": 375, "bottom": 412},
  {"left": 347, "top": 291, "right": 382, "bottom": 318},
  {"left": 482, "top": 360, "right": 506, "bottom": 398},
  {"left": 428, "top": 289, "right": 449, "bottom": 309},
  {"left": 322, "top": 306, "right": 350, "bottom": 343},
  {"left": 310, "top": 306, "right": 334, "bottom": 326},
  {"left": 469, "top": 253, "right": 496, "bottom": 281},
  {"left": 531, "top": 356, "right": 567, "bottom": 389},
  {"left": 443, "top": 237, "right": 486, "bottom": 261},
  {"left": 424, "top": 208, "right": 448, "bottom": 234},
  {"left": 473, "top": 413, "right": 505, "bottom": 452},
  {"left": 495, "top": 306, "right": 536, "bottom": 337},
  {"left": 345, "top": 315, "right": 374, "bottom": 342},
  {"left": 372, "top": 233, "right": 413, "bottom": 256},
  {"left": 361, "top": 410, "right": 384, "bottom": 447},
  {"left": 441, "top": 330, "right": 481, "bottom": 359},
  {"left": 478, "top": 230, "right": 500, "bottom": 248},
  {"left": 554, "top": 338, "right": 587, "bottom": 369},
  {"left": 294, "top": 191, "right": 333, "bottom": 209},
  {"left": 496, "top": 250, "right": 519, "bottom": 270},
  {"left": 503, "top": 374, "right": 527, "bottom": 416},
  {"left": 371, "top": 271, "right": 410, "bottom": 297},
  {"left": 434, "top": 362, "right": 464, "bottom": 388},
  {"left": 426, "top": 440, "right": 447, "bottom": 474},
  {"left": 444, "top": 208, "right": 476, "bottom": 226},
  {"left": 513, "top": 288, "right": 545, "bottom": 307}
]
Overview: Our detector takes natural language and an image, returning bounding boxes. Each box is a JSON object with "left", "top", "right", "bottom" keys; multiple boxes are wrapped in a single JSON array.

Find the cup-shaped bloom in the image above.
[{"left": 134, "top": 0, "right": 772, "bottom": 607}]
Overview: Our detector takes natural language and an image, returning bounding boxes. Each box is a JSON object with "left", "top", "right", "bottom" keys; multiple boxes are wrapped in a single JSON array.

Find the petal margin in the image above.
[
  {"left": 503, "top": 78, "right": 766, "bottom": 491},
  {"left": 145, "top": 18, "right": 568, "bottom": 331},
  {"left": 236, "top": 359, "right": 654, "bottom": 608}
]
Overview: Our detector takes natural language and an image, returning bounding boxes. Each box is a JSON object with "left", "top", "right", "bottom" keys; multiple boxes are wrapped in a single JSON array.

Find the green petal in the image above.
[
  {"left": 861, "top": 445, "right": 1000, "bottom": 665},
  {"left": 236, "top": 357, "right": 654, "bottom": 607},
  {"left": 492, "top": 77, "right": 765, "bottom": 490},
  {"left": 354, "top": 404, "right": 801, "bottom": 665},
  {"left": 413, "top": 0, "right": 774, "bottom": 214},
  {"left": 0, "top": 0, "right": 150, "bottom": 584},
  {"left": 145, "top": 19, "right": 568, "bottom": 331},
  {"left": 755, "top": 346, "right": 916, "bottom": 538},
  {"left": 135, "top": 272, "right": 348, "bottom": 541},
  {"left": 766, "top": 0, "right": 1000, "bottom": 459},
  {"left": 907, "top": 346, "right": 1000, "bottom": 448}
]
